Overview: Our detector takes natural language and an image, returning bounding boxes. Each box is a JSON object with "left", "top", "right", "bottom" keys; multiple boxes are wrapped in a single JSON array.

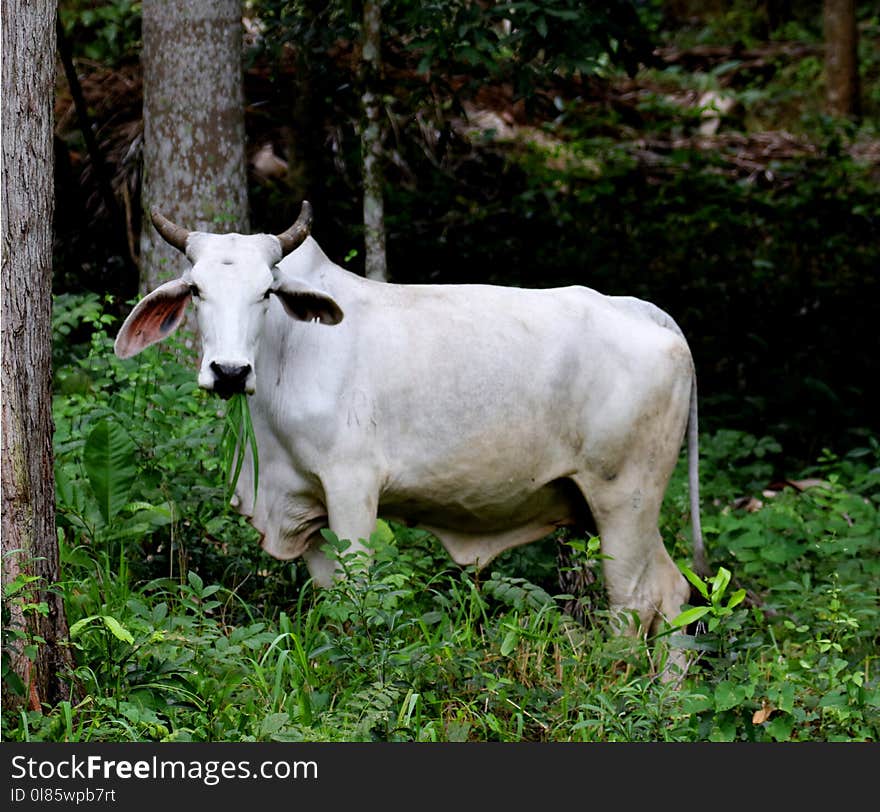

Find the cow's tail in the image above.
[{"left": 687, "top": 375, "right": 708, "bottom": 576}]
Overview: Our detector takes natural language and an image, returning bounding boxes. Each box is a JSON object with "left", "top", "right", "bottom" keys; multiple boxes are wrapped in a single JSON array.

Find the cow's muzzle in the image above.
[{"left": 210, "top": 361, "right": 252, "bottom": 399}]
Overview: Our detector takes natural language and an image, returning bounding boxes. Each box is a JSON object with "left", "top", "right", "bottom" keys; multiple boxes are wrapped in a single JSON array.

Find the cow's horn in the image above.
[
  {"left": 150, "top": 207, "right": 191, "bottom": 252},
  {"left": 275, "top": 200, "right": 313, "bottom": 256}
]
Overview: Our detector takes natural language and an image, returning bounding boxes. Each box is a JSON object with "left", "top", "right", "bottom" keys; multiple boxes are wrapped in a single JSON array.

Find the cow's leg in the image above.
[
  {"left": 598, "top": 508, "right": 689, "bottom": 638},
  {"left": 314, "top": 474, "right": 380, "bottom": 582},
  {"left": 302, "top": 544, "right": 340, "bottom": 588},
  {"left": 574, "top": 473, "right": 690, "bottom": 669}
]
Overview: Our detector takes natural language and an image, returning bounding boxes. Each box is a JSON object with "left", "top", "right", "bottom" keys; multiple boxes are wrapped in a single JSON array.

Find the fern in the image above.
[{"left": 483, "top": 574, "right": 553, "bottom": 611}]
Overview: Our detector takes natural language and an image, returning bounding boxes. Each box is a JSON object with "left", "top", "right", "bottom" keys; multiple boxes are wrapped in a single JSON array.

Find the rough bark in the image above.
[
  {"left": 823, "top": 0, "right": 861, "bottom": 119},
  {"left": 2, "top": 0, "right": 74, "bottom": 710},
  {"left": 361, "top": 0, "right": 388, "bottom": 282},
  {"left": 140, "top": 0, "right": 250, "bottom": 294}
]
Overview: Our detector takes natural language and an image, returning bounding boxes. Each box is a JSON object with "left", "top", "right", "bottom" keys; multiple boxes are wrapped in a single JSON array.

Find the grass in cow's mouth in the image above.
[{"left": 220, "top": 392, "right": 260, "bottom": 508}]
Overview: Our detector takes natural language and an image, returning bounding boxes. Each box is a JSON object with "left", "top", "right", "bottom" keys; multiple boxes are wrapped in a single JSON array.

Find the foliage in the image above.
[
  {"left": 48, "top": 295, "right": 294, "bottom": 622},
  {"left": 392, "top": 0, "right": 656, "bottom": 95},
  {"left": 253, "top": 0, "right": 655, "bottom": 87},
  {"left": 2, "top": 561, "right": 52, "bottom": 700},
  {"left": 673, "top": 565, "right": 747, "bottom": 634},
  {"left": 59, "top": 0, "right": 142, "bottom": 64}
]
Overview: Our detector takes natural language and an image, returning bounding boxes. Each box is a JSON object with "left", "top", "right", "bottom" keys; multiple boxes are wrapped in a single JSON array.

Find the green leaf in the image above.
[
  {"left": 776, "top": 682, "right": 795, "bottom": 714},
  {"left": 681, "top": 693, "right": 714, "bottom": 714},
  {"left": 766, "top": 715, "right": 794, "bottom": 741},
  {"left": 3, "top": 669, "right": 26, "bottom": 697},
  {"left": 501, "top": 628, "right": 519, "bottom": 656},
  {"left": 83, "top": 418, "right": 137, "bottom": 524},
  {"left": 680, "top": 564, "right": 709, "bottom": 599},
  {"left": 259, "top": 713, "right": 290, "bottom": 737},
  {"left": 55, "top": 465, "right": 77, "bottom": 510},
  {"left": 726, "top": 588, "right": 747, "bottom": 610},
  {"left": 3, "top": 574, "right": 41, "bottom": 599},
  {"left": 544, "top": 8, "right": 580, "bottom": 20},
  {"left": 187, "top": 571, "right": 204, "bottom": 594},
  {"left": 535, "top": 15, "right": 548, "bottom": 38},
  {"left": 68, "top": 615, "right": 100, "bottom": 638},
  {"left": 819, "top": 688, "right": 847, "bottom": 708},
  {"left": 714, "top": 681, "right": 745, "bottom": 712},
  {"left": 370, "top": 519, "right": 395, "bottom": 546},
  {"left": 709, "top": 715, "right": 737, "bottom": 742},
  {"left": 671, "top": 605, "right": 710, "bottom": 627},
  {"left": 101, "top": 615, "right": 134, "bottom": 644},
  {"left": 711, "top": 566, "right": 732, "bottom": 599}
]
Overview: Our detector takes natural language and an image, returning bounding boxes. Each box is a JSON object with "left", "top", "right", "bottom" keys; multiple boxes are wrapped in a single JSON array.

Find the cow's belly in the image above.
[{"left": 380, "top": 475, "right": 590, "bottom": 567}]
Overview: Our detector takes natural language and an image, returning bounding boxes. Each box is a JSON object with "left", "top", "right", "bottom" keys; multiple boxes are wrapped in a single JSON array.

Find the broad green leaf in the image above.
[
  {"left": 370, "top": 519, "right": 395, "bottom": 545},
  {"left": 103, "top": 505, "right": 173, "bottom": 542},
  {"left": 54, "top": 465, "right": 77, "bottom": 510},
  {"left": 501, "top": 629, "right": 519, "bottom": 656},
  {"left": 83, "top": 418, "right": 137, "bottom": 524},
  {"left": 671, "top": 605, "right": 710, "bottom": 627},
  {"left": 101, "top": 615, "right": 134, "bottom": 644},
  {"left": 187, "top": 570, "right": 204, "bottom": 594},
  {"left": 680, "top": 564, "right": 709, "bottom": 599},
  {"left": 714, "top": 681, "right": 745, "bottom": 712},
  {"left": 760, "top": 538, "right": 803, "bottom": 563},
  {"left": 259, "top": 713, "right": 290, "bottom": 737},
  {"left": 545, "top": 8, "right": 581, "bottom": 20},
  {"left": 726, "top": 588, "right": 747, "bottom": 610},
  {"left": 766, "top": 715, "right": 794, "bottom": 742},
  {"left": 681, "top": 694, "right": 714, "bottom": 714},
  {"left": 68, "top": 615, "right": 100, "bottom": 639},
  {"left": 819, "top": 688, "right": 848, "bottom": 708},
  {"left": 709, "top": 716, "right": 737, "bottom": 742},
  {"left": 711, "top": 566, "right": 732, "bottom": 598}
]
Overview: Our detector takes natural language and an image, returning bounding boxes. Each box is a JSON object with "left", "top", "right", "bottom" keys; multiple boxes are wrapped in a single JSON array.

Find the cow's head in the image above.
[{"left": 114, "top": 202, "right": 343, "bottom": 398}]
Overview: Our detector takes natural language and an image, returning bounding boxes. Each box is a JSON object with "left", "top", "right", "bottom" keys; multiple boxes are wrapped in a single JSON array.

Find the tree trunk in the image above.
[
  {"left": 361, "top": 0, "right": 388, "bottom": 282},
  {"left": 823, "top": 0, "right": 861, "bottom": 119},
  {"left": 140, "top": 0, "right": 250, "bottom": 294},
  {"left": 2, "top": 0, "right": 74, "bottom": 711}
]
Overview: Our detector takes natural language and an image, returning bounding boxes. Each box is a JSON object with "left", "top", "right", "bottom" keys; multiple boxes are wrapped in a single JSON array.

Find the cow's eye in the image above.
[
  {"left": 262, "top": 290, "right": 272, "bottom": 301},
  {"left": 189, "top": 285, "right": 201, "bottom": 299}
]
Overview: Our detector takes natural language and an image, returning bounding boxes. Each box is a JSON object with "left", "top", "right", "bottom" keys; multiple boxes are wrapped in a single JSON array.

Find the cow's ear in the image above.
[
  {"left": 271, "top": 277, "right": 344, "bottom": 325},
  {"left": 114, "top": 278, "right": 192, "bottom": 358}
]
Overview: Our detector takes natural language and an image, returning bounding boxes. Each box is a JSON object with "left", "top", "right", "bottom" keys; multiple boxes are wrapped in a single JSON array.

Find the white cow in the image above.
[{"left": 116, "top": 202, "right": 706, "bottom": 640}]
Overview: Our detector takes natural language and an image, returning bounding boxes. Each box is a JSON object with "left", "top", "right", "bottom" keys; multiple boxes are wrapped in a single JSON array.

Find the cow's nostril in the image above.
[{"left": 210, "top": 362, "right": 251, "bottom": 385}]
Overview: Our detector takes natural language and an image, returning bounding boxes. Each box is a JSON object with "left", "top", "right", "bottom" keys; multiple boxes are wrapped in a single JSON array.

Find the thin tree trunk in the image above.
[
  {"left": 823, "top": 0, "right": 861, "bottom": 118},
  {"left": 140, "top": 0, "right": 250, "bottom": 294},
  {"left": 2, "top": 0, "right": 74, "bottom": 711},
  {"left": 361, "top": 0, "right": 388, "bottom": 282}
]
